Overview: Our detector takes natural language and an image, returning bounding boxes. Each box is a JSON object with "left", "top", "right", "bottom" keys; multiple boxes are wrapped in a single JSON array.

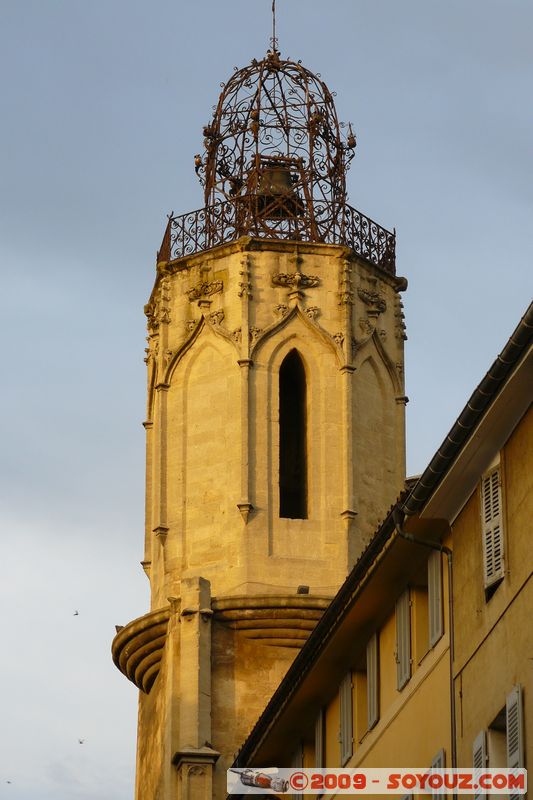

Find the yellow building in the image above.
[
  {"left": 235, "top": 303, "right": 532, "bottom": 797},
  {"left": 112, "top": 47, "right": 408, "bottom": 800}
]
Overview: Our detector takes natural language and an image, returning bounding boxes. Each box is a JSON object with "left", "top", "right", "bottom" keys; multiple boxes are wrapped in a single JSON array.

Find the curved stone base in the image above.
[
  {"left": 213, "top": 594, "right": 331, "bottom": 647},
  {"left": 111, "top": 594, "right": 331, "bottom": 692},
  {"left": 112, "top": 607, "right": 170, "bottom": 693}
]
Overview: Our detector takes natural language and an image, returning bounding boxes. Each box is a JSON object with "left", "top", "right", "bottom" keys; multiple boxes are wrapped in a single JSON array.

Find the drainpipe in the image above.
[{"left": 392, "top": 507, "right": 457, "bottom": 774}]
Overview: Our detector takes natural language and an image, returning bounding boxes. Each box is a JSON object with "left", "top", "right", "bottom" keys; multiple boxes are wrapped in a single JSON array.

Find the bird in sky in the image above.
[
  {"left": 73, "top": 610, "right": 79, "bottom": 616},
  {"left": 78, "top": 739, "right": 85, "bottom": 744}
]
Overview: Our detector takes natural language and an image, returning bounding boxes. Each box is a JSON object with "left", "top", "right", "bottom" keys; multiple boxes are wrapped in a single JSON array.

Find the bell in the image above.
[
  {"left": 255, "top": 165, "right": 304, "bottom": 218},
  {"left": 257, "top": 166, "right": 294, "bottom": 196}
]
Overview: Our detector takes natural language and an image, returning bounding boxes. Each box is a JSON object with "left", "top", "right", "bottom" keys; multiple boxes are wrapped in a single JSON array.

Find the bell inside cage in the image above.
[{"left": 248, "top": 156, "right": 305, "bottom": 219}]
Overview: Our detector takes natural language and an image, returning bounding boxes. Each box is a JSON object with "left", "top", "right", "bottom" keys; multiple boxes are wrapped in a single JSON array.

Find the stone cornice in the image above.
[{"left": 161, "top": 236, "right": 352, "bottom": 279}]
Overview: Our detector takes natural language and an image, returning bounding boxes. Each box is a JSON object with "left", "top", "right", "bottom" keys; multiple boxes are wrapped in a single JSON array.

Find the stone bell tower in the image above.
[{"left": 112, "top": 47, "right": 407, "bottom": 800}]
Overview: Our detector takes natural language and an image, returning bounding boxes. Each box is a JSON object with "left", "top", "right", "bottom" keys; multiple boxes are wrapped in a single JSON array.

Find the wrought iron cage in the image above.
[{"left": 158, "top": 49, "right": 396, "bottom": 274}]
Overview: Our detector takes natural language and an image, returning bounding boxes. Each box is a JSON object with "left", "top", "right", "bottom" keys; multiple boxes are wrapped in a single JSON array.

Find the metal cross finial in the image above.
[{"left": 270, "top": 0, "right": 278, "bottom": 52}]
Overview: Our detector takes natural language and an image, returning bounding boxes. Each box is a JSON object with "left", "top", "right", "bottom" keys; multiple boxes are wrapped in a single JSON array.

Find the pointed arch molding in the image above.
[
  {"left": 163, "top": 314, "right": 240, "bottom": 386},
  {"left": 355, "top": 329, "right": 402, "bottom": 395},
  {"left": 250, "top": 305, "right": 344, "bottom": 365}
]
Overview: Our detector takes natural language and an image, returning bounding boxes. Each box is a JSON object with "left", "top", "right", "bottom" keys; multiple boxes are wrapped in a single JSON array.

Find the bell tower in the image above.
[{"left": 113, "top": 46, "right": 407, "bottom": 800}]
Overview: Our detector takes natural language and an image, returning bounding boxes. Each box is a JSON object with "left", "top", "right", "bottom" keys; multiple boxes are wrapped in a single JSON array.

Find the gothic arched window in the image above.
[{"left": 279, "top": 349, "right": 308, "bottom": 519}]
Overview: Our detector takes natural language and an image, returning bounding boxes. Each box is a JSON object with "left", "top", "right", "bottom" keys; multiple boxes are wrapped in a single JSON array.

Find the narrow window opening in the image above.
[{"left": 279, "top": 349, "right": 307, "bottom": 519}]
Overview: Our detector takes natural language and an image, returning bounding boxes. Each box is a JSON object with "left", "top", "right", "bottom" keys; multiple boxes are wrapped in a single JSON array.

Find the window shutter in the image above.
[
  {"left": 473, "top": 730, "right": 487, "bottom": 800},
  {"left": 339, "top": 672, "right": 353, "bottom": 765},
  {"left": 481, "top": 467, "right": 504, "bottom": 587},
  {"left": 428, "top": 551, "right": 443, "bottom": 647},
  {"left": 430, "top": 749, "right": 445, "bottom": 798},
  {"left": 507, "top": 686, "right": 524, "bottom": 800},
  {"left": 506, "top": 685, "right": 523, "bottom": 767},
  {"left": 366, "top": 633, "right": 379, "bottom": 729},
  {"left": 314, "top": 708, "right": 324, "bottom": 769},
  {"left": 396, "top": 590, "right": 411, "bottom": 690}
]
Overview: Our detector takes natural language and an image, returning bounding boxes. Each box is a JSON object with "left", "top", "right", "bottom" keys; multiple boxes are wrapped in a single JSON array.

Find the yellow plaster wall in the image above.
[
  {"left": 455, "top": 579, "right": 533, "bottom": 769},
  {"left": 453, "top": 409, "right": 532, "bottom": 671},
  {"left": 452, "top": 408, "right": 532, "bottom": 771},
  {"left": 350, "top": 651, "right": 451, "bottom": 769}
]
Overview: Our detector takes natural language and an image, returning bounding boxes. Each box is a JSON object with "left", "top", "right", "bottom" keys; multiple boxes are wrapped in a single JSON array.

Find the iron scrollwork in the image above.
[{"left": 158, "top": 49, "right": 396, "bottom": 275}]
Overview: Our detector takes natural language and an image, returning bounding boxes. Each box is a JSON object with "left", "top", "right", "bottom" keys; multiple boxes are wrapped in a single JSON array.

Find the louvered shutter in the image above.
[
  {"left": 428, "top": 551, "right": 443, "bottom": 647},
  {"left": 473, "top": 730, "right": 487, "bottom": 800},
  {"left": 481, "top": 467, "right": 504, "bottom": 587},
  {"left": 366, "top": 633, "right": 379, "bottom": 729},
  {"left": 506, "top": 685, "right": 524, "bottom": 800},
  {"left": 314, "top": 708, "right": 324, "bottom": 769},
  {"left": 339, "top": 672, "right": 353, "bottom": 765},
  {"left": 430, "top": 749, "right": 445, "bottom": 798},
  {"left": 396, "top": 590, "right": 411, "bottom": 690},
  {"left": 506, "top": 685, "right": 523, "bottom": 766}
]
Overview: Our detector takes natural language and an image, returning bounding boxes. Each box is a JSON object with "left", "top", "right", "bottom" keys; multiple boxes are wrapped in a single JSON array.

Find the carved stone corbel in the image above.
[{"left": 186, "top": 280, "right": 223, "bottom": 302}]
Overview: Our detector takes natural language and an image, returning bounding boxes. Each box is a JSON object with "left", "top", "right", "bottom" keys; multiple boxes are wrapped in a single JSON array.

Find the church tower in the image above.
[{"left": 113, "top": 45, "right": 407, "bottom": 800}]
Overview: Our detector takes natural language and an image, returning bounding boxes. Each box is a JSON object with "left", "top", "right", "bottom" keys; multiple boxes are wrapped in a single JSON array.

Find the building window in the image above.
[
  {"left": 339, "top": 672, "right": 353, "bottom": 765},
  {"left": 480, "top": 686, "right": 524, "bottom": 800},
  {"left": 481, "top": 463, "right": 504, "bottom": 599},
  {"left": 279, "top": 349, "right": 307, "bottom": 519},
  {"left": 395, "top": 589, "right": 411, "bottom": 690},
  {"left": 412, "top": 585, "right": 429, "bottom": 665},
  {"left": 366, "top": 633, "right": 379, "bottom": 730},
  {"left": 428, "top": 550, "right": 443, "bottom": 647},
  {"left": 506, "top": 685, "right": 524, "bottom": 800},
  {"left": 473, "top": 730, "right": 487, "bottom": 800},
  {"left": 430, "top": 749, "right": 446, "bottom": 799}
]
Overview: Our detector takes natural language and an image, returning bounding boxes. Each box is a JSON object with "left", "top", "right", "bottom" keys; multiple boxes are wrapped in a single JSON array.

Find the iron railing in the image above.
[{"left": 159, "top": 197, "right": 396, "bottom": 275}]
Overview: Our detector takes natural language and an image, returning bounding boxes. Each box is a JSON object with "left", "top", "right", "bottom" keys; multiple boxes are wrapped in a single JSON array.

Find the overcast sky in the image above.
[{"left": 1, "top": 1, "right": 531, "bottom": 798}]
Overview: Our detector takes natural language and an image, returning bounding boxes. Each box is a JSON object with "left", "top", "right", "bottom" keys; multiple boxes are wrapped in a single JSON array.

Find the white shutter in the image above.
[
  {"left": 481, "top": 467, "right": 504, "bottom": 587},
  {"left": 339, "top": 672, "right": 353, "bottom": 765},
  {"left": 507, "top": 686, "right": 524, "bottom": 800},
  {"left": 396, "top": 590, "right": 411, "bottom": 690},
  {"left": 366, "top": 633, "right": 379, "bottom": 729},
  {"left": 506, "top": 685, "right": 524, "bottom": 767},
  {"left": 473, "top": 730, "right": 487, "bottom": 800},
  {"left": 428, "top": 551, "right": 443, "bottom": 647},
  {"left": 430, "top": 749, "right": 445, "bottom": 798},
  {"left": 314, "top": 708, "right": 324, "bottom": 769}
]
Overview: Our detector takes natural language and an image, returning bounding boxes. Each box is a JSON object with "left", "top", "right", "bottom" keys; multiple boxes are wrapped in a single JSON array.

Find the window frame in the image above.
[
  {"left": 366, "top": 632, "right": 379, "bottom": 730},
  {"left": 428, "top": 550, "right": 443, "bottom": 647},
  {"left": 339, "top": 671, "right": 353, "bottom": 766},
  {"left": 395, "top": 589, "right": 411, "bottom": 690}
]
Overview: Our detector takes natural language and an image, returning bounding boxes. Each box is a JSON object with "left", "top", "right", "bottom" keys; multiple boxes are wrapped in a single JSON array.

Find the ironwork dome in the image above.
[
  {"left": 196, "top": 48, "right": 356, "bottom": 242},
  {"left": 160, "top": 49, "right": 396, "bottom": 273}
]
